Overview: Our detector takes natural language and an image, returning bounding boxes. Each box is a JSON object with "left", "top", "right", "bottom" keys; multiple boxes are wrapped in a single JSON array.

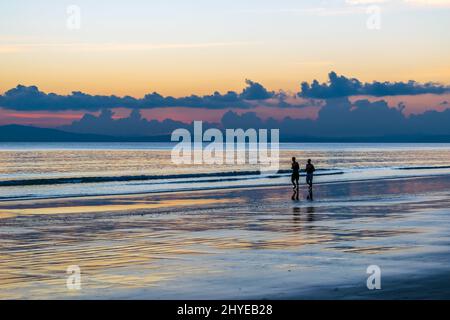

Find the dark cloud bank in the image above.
[
  {"left": 0, "top": 79, "right": 278, "bottom": 112},
  {"left": 300, "top": 72, "right": 450, "bottom": 99},
  {"left": 59, "top": 98, "right": 450, "bottom": 140},
  {"left": 1, "top": 72, "right": 449, "bottom": 111}
]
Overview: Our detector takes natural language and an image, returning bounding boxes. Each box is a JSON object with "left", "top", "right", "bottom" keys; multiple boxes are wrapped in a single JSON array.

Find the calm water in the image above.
[{"left": 1, "top": 143, "right": 450, "bottom": 200}]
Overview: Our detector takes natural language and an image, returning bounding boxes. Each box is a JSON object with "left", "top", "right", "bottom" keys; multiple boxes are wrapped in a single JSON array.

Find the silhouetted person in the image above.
[
  {"left": 305, "top": 159, "right": 315, "bottom": 200},
  {"left": 291, "top": 157, "right": 300, "bottom": 200},
  {"left": 291, "top": 157, "right": 300, "bottom": 190}
]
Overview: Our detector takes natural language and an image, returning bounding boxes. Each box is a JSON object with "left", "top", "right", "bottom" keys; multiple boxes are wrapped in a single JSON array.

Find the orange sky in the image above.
[{"left": 1, "top": 1, "right": 450, "bottom": 127}]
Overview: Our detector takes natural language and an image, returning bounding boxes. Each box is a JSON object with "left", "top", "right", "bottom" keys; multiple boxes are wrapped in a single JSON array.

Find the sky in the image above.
[{"left": 0, "top": 0, "right": 449, "bottom": 129}]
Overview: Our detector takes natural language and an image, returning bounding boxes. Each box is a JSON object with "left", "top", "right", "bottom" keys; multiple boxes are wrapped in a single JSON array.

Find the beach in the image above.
[{"left": 1, "top": 174, "right": 450, "bottom": 299}]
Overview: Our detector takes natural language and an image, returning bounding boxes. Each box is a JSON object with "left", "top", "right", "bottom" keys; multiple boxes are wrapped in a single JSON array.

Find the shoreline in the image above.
[
  {"left": 1, "top": 175, "right": 450, "bottom": 299},
  {"left": 1, "top": 172, "right": 450, "bottom": 204}
]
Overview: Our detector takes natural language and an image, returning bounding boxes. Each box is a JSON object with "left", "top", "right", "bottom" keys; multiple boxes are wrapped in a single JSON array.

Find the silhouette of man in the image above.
[
  {"left": 291, "top": 157, "right": 300, "bottom": 201},
  {"left": 291, "top": 157, "right": 300, "bottom": 190},
  {"left": 305, "top": 159, "right": 315, "bottom": 199}
]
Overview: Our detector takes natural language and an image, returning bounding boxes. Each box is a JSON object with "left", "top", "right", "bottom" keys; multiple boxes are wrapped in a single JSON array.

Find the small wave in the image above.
[
  {"left": 0, "top": 169, "right": 342, "bottom": 187},
  {"left": 397, "top": 165, "right": 450, "bottom": 170}
]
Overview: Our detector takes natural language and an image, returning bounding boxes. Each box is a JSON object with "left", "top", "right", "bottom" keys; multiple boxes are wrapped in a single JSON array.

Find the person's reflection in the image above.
[
  {"left": 306, "top": 206, "right": 315, "bottom": 223},
  {"left": 292, "top": 207, "right": 302, "bottom": 231},
  {"left": 292, "top": 188, "right": 299, "bottom": 201},
  {"left": 292, "top": 206, "right": 316, "bottom": 228},
  {"left": 307, "top": 187, "right": 314, "bottom": 201}
]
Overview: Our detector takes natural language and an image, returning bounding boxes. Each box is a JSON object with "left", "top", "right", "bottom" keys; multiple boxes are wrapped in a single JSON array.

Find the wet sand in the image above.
[{"left": 1, "top": 175, "right": 450, "bottom": 299}]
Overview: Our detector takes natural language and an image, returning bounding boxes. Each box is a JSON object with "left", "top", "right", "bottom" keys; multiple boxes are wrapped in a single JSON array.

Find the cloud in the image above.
[
  {"left": 346, "top": 0, "right": 390, "bottom": 4},
  {"left": 0, "top": 85, "right": 126, "bottom": 111},
  {"left": 299, "top": 72, "right": 450, "bottom": 98},
  {"left": 221, "top": 98, "right": 450, "bottom": 137},
  {"left": 242, "top": 6, "right": 366, "bottom": 16},
  {"left": 0, "top": 80, "right": 282, "bottom": 112},
  {"left": 0, "top": 41, "right": 258, "bottom": 54},
  {"left": 240, "top": 80, "right": 275, "bottom": 100},
  {"left": 60, "top": 98, "right": 450, "bottom": 138},
  {"left": 61, "top": 109, "right": 218, "bottom": 137},
  {"left": 403, "top": 0, "right": 450, "bottom": 7},
  {"left": 2, "top": 73, "right": 449, "bottom": 112},
  {"left": 242, "top": 0, "right": 450, "bottom": 18},
  {"left": 346, "top": 0, "right": 450, "bottom": 6}
]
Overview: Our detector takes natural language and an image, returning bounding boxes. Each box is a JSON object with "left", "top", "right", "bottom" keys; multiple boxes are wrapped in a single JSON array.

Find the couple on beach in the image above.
[{"left": 291, "top": 157, "right": 315, "bottom": 201}]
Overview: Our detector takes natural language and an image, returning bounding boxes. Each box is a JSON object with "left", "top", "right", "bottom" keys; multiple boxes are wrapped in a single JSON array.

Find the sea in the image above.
[{"left": 1, "top": 142, "right": 450, "bottom": 201}]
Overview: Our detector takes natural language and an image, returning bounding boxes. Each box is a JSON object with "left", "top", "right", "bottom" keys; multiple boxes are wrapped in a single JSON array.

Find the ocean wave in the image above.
[
  {"left": 397, "top": 165, "right": 450, "bottom": 170},
  {"left": 0, "top": 169, "right": 342, "bottom": 187}
]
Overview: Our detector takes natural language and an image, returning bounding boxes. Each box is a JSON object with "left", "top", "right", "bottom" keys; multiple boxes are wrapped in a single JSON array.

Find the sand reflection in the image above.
[{"left": 1, "top": 176, "right": 450, "bottom": 299}]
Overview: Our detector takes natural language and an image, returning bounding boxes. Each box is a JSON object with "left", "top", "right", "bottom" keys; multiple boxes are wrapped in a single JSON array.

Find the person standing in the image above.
[
  {"left": 291, "top": 157, "right": 300, "bottom": 201},
  {"left": 305, "top": 159, "right": 315, "bottom": 200},
  {"left": 291, "top": 157, "right": 300, "bottom": 190}
]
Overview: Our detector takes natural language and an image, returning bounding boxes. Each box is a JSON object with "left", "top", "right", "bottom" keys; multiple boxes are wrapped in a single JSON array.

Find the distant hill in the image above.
[
  {"left": 0, "top": 125, "right": 170, "bottom": 142},
  {"left": 1, "top": 124, "right": 450, "bottom": 143}
]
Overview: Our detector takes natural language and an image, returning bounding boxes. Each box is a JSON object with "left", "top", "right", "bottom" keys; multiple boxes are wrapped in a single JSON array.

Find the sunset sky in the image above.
[{"left": 1, "top": 0, "right": 450, "bottom": 127}]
